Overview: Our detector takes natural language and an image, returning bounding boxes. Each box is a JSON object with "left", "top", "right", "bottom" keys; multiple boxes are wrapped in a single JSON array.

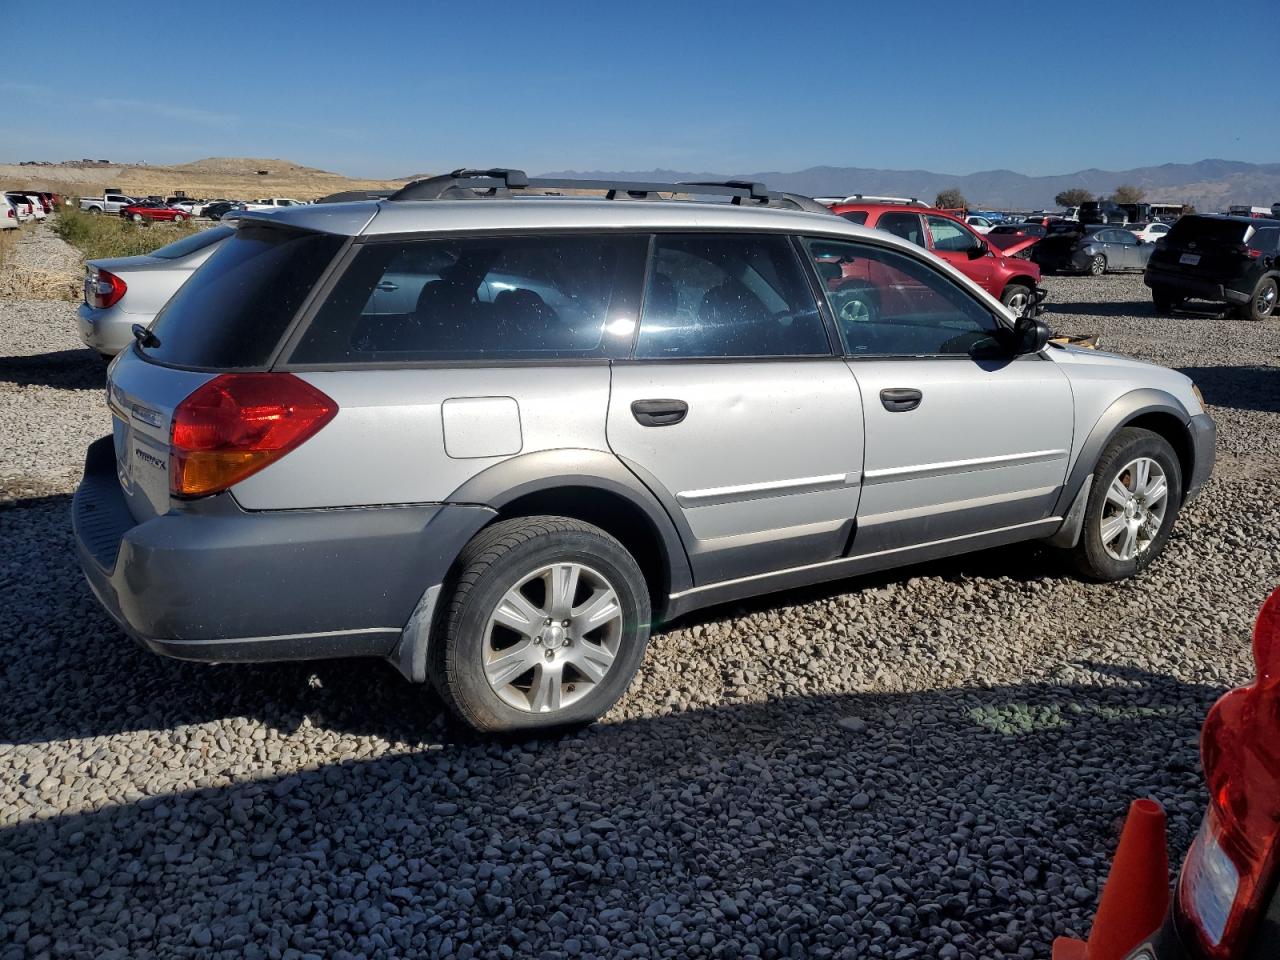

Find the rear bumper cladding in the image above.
[
  {"left": 1144, "top": 268, "right": 1250, "bottom": 304},
  {"left": 73, "top": 435, "right": 493, "bottom": 663}
]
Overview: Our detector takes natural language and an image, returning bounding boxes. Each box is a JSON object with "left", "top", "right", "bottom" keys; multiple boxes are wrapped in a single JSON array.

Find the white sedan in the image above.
[
  {"left": 1129, "top": 222, "right": 1172, "bottom": 244},
  {"left": 965, "top": 215, "right": 995, "bottom": 234}
]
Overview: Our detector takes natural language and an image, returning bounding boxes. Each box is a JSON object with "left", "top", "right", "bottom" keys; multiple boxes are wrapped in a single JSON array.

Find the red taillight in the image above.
[
  {"left": 169, "top": 373, "right": 337, "bottom": 498},
  {"left": 86, "top": 267, "right": 127, "bottom": 309},
  {"left": 1177, "top": 588, "right": 1280, "bottom": 957}
]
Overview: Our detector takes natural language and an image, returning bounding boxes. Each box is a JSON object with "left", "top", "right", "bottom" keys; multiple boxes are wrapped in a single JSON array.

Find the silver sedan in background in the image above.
[{"left": 77, "top": 227, "right": 233, "bottom": 358}]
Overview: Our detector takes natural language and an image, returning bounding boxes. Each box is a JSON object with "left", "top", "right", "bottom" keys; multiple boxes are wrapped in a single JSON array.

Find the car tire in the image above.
[
  {"left": 131, "top": 213, "right": 142, "bottom": 222},
  {"left": 1070, "top": 427, "right": 1183, "bottom": 582},
  {"left": 1000, "top": 284, "right": 1032, "bottom": 316},
  {"left": 430, "top": 516, "right": 652, "bottom": 733},
  {"left": 87, "top": 206, "right": 102, "bottom": 215},
  {"left": 173, "top": 214, "right": 185, "bottom": 223},
  {"left": 1152, "top": 289, "right": 1186, "bottom": 316},
  {"left": 1088, "top": 254, "right": 1106, "bottom": 276},
  {"left": 1240, "top": 277, "right": 1278, "bottom": 321}
]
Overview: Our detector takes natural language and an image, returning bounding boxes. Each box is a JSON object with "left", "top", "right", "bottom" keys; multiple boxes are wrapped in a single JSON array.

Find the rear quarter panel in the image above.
[{"left": 230, "top": 366, "right": 615, "bottom": 509}]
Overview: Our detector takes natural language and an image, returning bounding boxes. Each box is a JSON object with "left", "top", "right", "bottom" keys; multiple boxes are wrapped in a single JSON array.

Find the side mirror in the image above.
[
  {"left": 967, "top": 240, "right": 989, "bottom": 260},
  {"left": 1012, "top": 315, "right": 1050, "bottom": 354}
]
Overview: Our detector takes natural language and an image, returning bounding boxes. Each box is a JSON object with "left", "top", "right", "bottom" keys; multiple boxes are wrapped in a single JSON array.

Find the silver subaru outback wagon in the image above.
[{"left": 73, "top": 169, "right": 1215, "bottom": 732}]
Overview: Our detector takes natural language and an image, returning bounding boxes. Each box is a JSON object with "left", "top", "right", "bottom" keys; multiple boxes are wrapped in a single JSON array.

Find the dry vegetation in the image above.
[
  {"left": 0, "top": 157, "right": 404, "bottom": 202},
  {"left": 53, "top": 204, "right": 199, "bottom": 260}
]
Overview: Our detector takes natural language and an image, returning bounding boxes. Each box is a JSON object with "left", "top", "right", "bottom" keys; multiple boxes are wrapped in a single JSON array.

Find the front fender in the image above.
[{"left": 1052, "top": 387, "right": 1194, "bottom": 526}]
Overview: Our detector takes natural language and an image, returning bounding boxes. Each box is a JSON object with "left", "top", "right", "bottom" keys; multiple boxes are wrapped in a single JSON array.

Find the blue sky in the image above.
[{"left": 3, "top": 0, "right": 1275, "bottom": 178}]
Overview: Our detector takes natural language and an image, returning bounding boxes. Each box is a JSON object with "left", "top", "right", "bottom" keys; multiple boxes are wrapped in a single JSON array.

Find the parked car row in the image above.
[
  {"left": 72, "top": 168, "right": 1214, "bottom": 736},
  {"left": 3, "top": 189, "right": 59, "bottom": 226}
]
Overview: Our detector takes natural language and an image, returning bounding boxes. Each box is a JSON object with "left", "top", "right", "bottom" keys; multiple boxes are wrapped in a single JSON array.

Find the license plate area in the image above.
[{"left": 1180, "top": 253, "right": 1201, "bottom": 265}]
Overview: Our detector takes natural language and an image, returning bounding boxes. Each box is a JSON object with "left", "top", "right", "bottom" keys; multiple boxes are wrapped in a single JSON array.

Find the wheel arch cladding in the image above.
[
  {"left": 446, "top": 448, "right": 695, "bottom": 619},
  {"left": 1057, "top": 389, "right": 1194, "bottom": 519}
]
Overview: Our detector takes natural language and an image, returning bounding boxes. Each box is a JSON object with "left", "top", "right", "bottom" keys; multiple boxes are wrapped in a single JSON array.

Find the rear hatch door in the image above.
[
  {"left": 108, "top": 221, "right": 349, "bottom": 521},
  {"left": 1151, "top": 217, "right": 1253, "bottom": 279}
]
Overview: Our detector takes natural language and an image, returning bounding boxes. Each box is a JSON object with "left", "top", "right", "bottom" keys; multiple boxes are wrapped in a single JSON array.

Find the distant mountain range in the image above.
[{"left": 538, "top": 159, "right": 1280, "bottom": 211}]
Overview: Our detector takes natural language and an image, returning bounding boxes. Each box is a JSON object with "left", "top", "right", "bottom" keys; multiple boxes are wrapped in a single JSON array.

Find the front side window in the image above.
[
  {"left": 803, "top": 237, "right": 1005, "bottom": 357},
  {"left": 928, "top": 216, "right": 981, "bottom": 253},
  {"left": 291, "top": 234, "right": 646, "bottom": 364},
  {"left": 876, "top": 212, "right": 927, "bottom": 248},
  {"left": 632, "top": 233, "right": 828, "bottom": 359}
]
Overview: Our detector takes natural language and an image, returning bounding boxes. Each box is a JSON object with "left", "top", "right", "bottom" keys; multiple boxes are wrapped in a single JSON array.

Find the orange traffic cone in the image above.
[{"left": 1052, "top": 798, "right": 1169, "bottom": 960}]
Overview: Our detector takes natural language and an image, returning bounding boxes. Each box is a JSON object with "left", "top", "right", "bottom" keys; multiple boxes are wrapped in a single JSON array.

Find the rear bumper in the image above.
[
  {"left": 1184, "top": 413, "right": 1216, "bottom": 503},
  {"left": 76, "top": 302, "right": 141, "bottom": 356},
  {"left": 73, "top": 436, "right": 493, "bottom": 663},
  {"left": 1144, "top": 267, "right": 1250, "bottom": 304}
]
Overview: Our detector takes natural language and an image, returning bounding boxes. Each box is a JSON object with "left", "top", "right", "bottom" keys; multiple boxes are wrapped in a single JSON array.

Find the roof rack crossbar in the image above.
[{"left": 385, "top": 170, "right": 820, "bottom": 210}]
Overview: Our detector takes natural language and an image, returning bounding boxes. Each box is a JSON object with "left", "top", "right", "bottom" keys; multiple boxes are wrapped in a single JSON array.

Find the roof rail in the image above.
[
  {"left": 316, "top": 189, "right": 395, "bottom": 204},
  {"left": 386, "top": 168, "right": 831, "bottom": 213}
]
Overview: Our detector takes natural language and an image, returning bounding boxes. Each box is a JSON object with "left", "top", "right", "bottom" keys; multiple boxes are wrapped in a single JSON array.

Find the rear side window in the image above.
[
  {"left": 143, "top": 225, "right": 344, "bottom": 368},
  {"left": 291, "top": 234, "right": 647, "bottom": 363},
  {"left": 149, "top": 225, "right": 233, "bottom": 260},
  {"left": 839, "top": 211, "right": 868, "bottom": 225},
  {"left": 633, "top": 233, "right": 829, "bottom": 359},
  {"left": 1248, "top": 228, "right": 1279, "bottom": 255},
  {"left": 875, "top": 212, "right": 927, "bottom": 248}
]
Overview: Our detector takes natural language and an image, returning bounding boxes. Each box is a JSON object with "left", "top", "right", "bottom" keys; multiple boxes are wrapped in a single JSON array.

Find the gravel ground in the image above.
[{"left": 1, "top": 268, "right": 1278, "bottom": 960}]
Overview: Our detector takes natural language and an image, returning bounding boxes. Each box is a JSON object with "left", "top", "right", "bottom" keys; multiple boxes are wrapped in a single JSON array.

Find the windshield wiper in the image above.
[{"left": 131, "top": 324, "right": 160, "bottom": 349}]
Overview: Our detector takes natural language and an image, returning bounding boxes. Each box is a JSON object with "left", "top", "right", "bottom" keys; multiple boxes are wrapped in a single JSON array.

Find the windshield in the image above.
[{"left": 149, "top": 226, "right": 234, "bottom": 260}]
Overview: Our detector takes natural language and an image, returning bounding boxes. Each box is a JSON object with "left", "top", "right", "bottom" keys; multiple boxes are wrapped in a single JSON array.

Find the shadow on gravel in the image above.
[
  {"left": 1045, "top": 299, "right": 1228, "bottom": 320},
  {"left": 1178, "top": 365, "right": 1280, "bottom": 414},
  {"left": 0, "top": 348, "right": 107, "bottom": 390},
  {"left": 0, "top": 667, "right": 1218, "bottom": 960}
]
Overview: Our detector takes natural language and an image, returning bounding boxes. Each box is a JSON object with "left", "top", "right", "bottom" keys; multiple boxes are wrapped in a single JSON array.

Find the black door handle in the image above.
[
  {"left": 631, "top": 398, "right": 689, "bottom": 427},
  {"left": 880, "top": 388, "right": 922, "bottom": 412}
]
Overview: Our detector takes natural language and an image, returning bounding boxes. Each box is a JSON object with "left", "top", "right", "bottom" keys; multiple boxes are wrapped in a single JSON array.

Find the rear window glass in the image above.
[
  {"left": 839, "top": 211, "right": 869, "bottom": 225},
  {"left": 149, "top": 226, "right": 233, "bottom": 260},
  {"left": 290, "top": 234, "right": 647, "bottom": 364},
  {"left": 142, "top": 225, "right": 343, "bottom": 368},
  {"left": 1167, "top": 217, "right": 1249, "bottom": 245}
]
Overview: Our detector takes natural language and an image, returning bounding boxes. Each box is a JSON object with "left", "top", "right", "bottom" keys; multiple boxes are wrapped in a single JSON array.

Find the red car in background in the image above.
[
  {"left": 119, "top": 201, "right": 189, "bottom": 223},
  {"left": 1055, "top": 587, "right": 1280, "bottom": 960},
  {"left": 829, "top": 201, "right": 1045, "bottom": 316}
]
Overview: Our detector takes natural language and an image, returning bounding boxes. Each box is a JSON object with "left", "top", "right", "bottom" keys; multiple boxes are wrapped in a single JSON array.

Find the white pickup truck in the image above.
[
  {"left": 80, "top": 193, "right": 138, "bottom": 215},
  {"left": 241, "top": 197, "right": 307, "bottom": 211}
]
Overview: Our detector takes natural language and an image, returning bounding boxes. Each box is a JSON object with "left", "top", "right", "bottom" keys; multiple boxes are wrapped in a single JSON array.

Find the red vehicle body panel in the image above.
[
  {"left": 829, "top": 202, "right": 1041, "bottom": 304},
  {"left": 120, "top": 204, "right": 184, "bottom": 222}
]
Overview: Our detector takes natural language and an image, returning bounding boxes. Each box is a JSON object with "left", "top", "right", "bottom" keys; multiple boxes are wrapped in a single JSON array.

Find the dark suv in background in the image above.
[{"left": 1145, "top": 215, "right": 1280, "bottom": 320}]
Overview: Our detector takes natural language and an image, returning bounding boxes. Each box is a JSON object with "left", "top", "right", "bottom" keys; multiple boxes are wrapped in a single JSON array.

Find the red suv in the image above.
[{"left": 830, "top": 202, "right": 1044, "bottom": 315}]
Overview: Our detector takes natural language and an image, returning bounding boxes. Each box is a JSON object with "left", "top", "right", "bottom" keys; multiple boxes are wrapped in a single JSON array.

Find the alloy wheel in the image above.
[
  {"left": 483, "top": 562, "right": 623, "bottom": 713},
  {"left": 1099, "top": 457, "right": 1169, "bottom": 562},
  {"left": 1256, "top": 281, "right": 1277, "bottom": 318},
  {"left": 1005, "top": 292, "right": 1029, "bottom": 316}
]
